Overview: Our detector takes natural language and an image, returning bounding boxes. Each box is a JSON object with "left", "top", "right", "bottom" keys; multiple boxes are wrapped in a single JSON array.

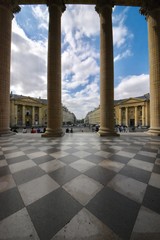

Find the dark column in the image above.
[
  {"left": 0, "top": 2, "right": 20, "bottom": 136},
  {"left": 42, "top": 0, "right": 66, "bottom": 137},
  {"left": 96, "top": 1, "right": 119, "bottom": 136}
]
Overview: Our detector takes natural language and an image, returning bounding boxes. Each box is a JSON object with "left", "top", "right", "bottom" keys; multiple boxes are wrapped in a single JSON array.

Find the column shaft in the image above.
[
  {"left": 42, "top": 2, "right": 65, "bottom": 137},
  {"left": 135, "top": 106, "right": 138, "bottom": 127},
  {"left": 125, "top": 107, "right": 128, "bottom": 126},
  {"left": 22, "top": 105, "right": 25, "bottom": 126},
  {"left": 147, "top": 8, "right": 160, "bottom": 135},
  {"left": 118, "top": 108, "right": 121, "bottom": 125},
  {"left": 0, "top": 4, "right": 12, "bottom": 136},
  {"left": 97, "top": 3, "right": 118, "bottom": 136},
  {"left": 32, "top": 106, "right": 35, "bottom": 126}
]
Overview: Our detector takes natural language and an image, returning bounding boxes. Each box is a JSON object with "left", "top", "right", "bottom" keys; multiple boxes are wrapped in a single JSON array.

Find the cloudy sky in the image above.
[{"left": 11, "top": 4, "right": 149, "bottom": 119}]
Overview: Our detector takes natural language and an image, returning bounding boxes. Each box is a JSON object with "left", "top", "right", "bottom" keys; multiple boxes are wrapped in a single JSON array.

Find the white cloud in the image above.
[
  {"left": 114, "top": 49, "right": 133, "bottom": 62},
  {"left": 10, "top": 5, "right": 142, "bottom": 119},
  {"left": 11, "top": 19, "right": 47, "bottom": 98},
  {"left": 114, "top": 74, "right": 149, "bottom": 100}
]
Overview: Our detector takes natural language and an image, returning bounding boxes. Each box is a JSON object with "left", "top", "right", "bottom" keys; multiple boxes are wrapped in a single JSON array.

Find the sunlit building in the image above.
[
  {"left": 85, "top": 94, "right": 150, "bottom": 127},
  {"left": 10, "top": 94, "right": 76, "bottom": 128}
]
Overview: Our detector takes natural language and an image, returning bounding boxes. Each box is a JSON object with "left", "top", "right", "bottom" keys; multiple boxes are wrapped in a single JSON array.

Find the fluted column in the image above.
[
  {"left": 142, "top": 105, "right": 145, "bottom": 126},
  {"left": 15, "top": 105, "right": 17, "bottom": 125},
  {"left": 0, "top": 2, "right": 20, "bottom": 136},
  {"left": 125, "top": 107, "right": 128, "bottom": 126},
  {"left": 147, "top": 8, "right": 160, "bottom": 135},
  {"left": 42, "top": 0, "right": 65, "bottom": 137},
  {"left": 119, "top": 108, "right": 122, "bottom": 125},
  {"left": 96, "top": 1, "right": 118, "bottom": 136},
  {"left": 140, "top": 3, "right": 160, "bottom": 135},
  {"left": 32, "top": 106, "right": 35, "bottom": 126},
  {"left": 22, "top": 105, "right": 26, "bottom": 126},
  {"left": 135, "top": 106, "right": 138, "bottom": 127}
]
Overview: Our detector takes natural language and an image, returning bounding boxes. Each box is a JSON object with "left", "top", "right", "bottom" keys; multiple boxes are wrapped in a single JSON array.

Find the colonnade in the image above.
[
  {"left": 0, "top": 0, "right": 160, "bottom": 136},
  {"left": 11, "top": 104, "right": 41, "bottom": 126},
  {"left": 118, "top": 105, "right": 149, "bottom": 127}
]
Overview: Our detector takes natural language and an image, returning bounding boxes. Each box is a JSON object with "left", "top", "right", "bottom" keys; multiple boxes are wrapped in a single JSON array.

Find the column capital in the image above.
[
  {"left": 47, "top": 0, "right": 66, "bottom": 13},
  {"left": 139, "top": 0, "right": 160, "bottom": 17},
  {"left": 95, "top": 0, "right": 114, "bottom": 14},
  {"left": 0, "top": 0, "right": 21, "bottom": 14}
]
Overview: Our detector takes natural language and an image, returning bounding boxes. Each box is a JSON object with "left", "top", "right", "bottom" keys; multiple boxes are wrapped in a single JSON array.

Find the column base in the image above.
[
  {"left": 97, "top": 127, "right": 120, "bottom": 137},
  {"left": 41, "top": 128, "right": 64, "bottom": 138},
  {"left": 147, "top": 127, "right": 160, "bottom": 136},
  {"left": 0, "top": 129, "right": 16, "bottom": 137}
]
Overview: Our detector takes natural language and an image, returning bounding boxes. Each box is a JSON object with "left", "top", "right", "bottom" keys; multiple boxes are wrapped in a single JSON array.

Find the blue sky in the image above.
[{"left": 11, "top": 4, "right": 149, "bottom": 119}]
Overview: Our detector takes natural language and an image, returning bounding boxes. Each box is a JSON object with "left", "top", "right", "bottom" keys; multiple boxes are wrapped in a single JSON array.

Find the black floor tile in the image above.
[
  {"left": 153, "top": 164, "right": 160, "bottom": 174},
  {"left": 2, "top": 148, "right": 19, "bottom": 154},
  {"left": 134, "top": 154, "right": 155, "bottom": 163},
  {"left": 143, "top": 185, "right": 160, "bottom": 214},
  {"left": 13, "top": 166, "right": 45, "bottom": 185},
  {"left": 0, "top": 187, "right": 24, "bottom": 221},
  {"left": 27, "top": 188, "right": 82, "bottom": 240},
  {"left": 85, "top": 154, "right": 106, "bottom": 164},
  {"left": 59, "top": 155, "right": 80, "bottom": 164},
  {"left": 0, "top": 166, "right": 10, "bottom": 177},
  {"left": 33, "top": 155, "right": 55, "bottom": 164},
  {"left": 141, "top": 147, "right": 158, "bottom": 153},
  {"left": 65, "top": 148, "right": 80, "bottom": 154},
  {"left": 85, "top": 166, "right": 116, "bottom": 186},
  {"left": 120, "top": 165, "right": 151, "bottom": 184},
  {"left": 6, "top": 155, "right": 30, "bottom": 165},
  {"left": 43, "top": 148, "right": 60, "bottom": 154},
  {"left": 23, "top": 148, "right": 39, "bottom": 154},
  {"left": 109, "top": 154, "right": 131, "bottom": 164},
  {"left": 124, "top": 147, "right": 139, "bottom": 153},
  {"left": 86, "top": 187, "right": 140, "bottom": 240},
  {"left": 49, "top": 165, "right": 80, "bottom": 185}
]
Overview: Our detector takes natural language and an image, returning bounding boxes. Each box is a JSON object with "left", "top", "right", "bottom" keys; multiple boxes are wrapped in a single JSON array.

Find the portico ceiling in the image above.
[{"left": 15, "top": 0, "right": 145, "bottom": 7}]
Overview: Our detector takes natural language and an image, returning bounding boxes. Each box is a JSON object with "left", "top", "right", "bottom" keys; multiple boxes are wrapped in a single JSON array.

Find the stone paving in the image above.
[{"left": 0, "top": 132, "right": 160, "bottom": 240}]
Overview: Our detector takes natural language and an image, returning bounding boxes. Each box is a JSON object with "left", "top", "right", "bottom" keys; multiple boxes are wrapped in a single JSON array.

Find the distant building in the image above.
[
  {"left": 10, "top": 94, "right": 76, "bottom": 127},
  {"left": 85, "top": 93, "right": 150, "bottom": 127}
]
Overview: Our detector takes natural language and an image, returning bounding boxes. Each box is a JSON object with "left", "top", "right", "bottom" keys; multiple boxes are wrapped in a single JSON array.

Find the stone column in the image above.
[
  {"left": 15, "top": 105, "right": 17, "bottom": 125},
  {"left": 32, "top": 106, "right": 35, "bottom": 126},
  {"left": 39, "top": 107, "right": 42, "bottom": 126},
  {"left": 147, "top": 7, "right": 160, "bottom": 135},
  {"left": 140, "top": 3, "right": 160, "bottom": 135},
  {"left": 135, "top": 106, "right": 138, "bottom": 127},
  {"left": 125, "top": 107, "right": 128, "bottom": 126},
  {"left": 42, "top": 0, "right": 65, "bottom": 137},
  {"left": 142, "top": 105, "right": 145, "bottom": 126},
  {"left": 118, "top": 108, "right": 121, "bottom": 125},
  {"left": 145, "top": 102, "right": 149, "bottom": 126},
  {"left": 96, "top": 1, "right": 118, "bottom": 136},
  {"left": 0, "top": 2, "right": 20, "bottom": 136},
  {"left": 22, "top": 105, "right": 26, "bottom": 126}
]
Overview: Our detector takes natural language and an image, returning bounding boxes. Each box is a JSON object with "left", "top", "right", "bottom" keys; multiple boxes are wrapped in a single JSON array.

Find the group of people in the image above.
[
  {"left": 116, "top": 125, "right": 128, "bottom": 133},
  {"left": 22, "top": 127, "right": 46, "bottom": 133},
  {"left": 66, "top": 128, "right": 73, "bottom": 133}
]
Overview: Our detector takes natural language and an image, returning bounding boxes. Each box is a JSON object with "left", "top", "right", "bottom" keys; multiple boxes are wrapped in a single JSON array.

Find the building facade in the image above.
[
  {"left": 10, "top": 94, "right": 76, "bottom": 128},
  {"left": 85, "top": 94, "right": 150, "bottom": 127}
]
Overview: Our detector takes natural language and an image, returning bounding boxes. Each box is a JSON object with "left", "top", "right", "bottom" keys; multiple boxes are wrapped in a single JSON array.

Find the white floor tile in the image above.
[
  {"left": 9, "top": 160, "right": 36, "bottom": 173},
  {"left": 128, "top": 159, "right": 154, "bottom": 172},
  {"left": 0, "top": 208, "right": 40, "bottom": 240},
  {"left": 18, "top": 175, "right": 60, "bottom": 205},
  {"left": 108, "top": 174, "right": 147, "bottom": 203},
  {"left": 70, "top": 159, "right": 96, "bottom": 172},
  {"left": 52, "top": 208, "right": 121, "bottom": 240},
  {"left": 99, "top": 160, "right": 125, "bottom": 172},
  {"left": 39, "top": 159, "right": 66, "bottom": 173},
  {"left": 149, "top": 173, "right": 160, "bottom": 189},
  {"left": 63, "top": 174, "right": 103, "bottom": 206}
]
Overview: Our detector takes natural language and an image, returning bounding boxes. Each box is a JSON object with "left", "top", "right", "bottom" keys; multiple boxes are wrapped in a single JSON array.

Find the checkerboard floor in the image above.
[{"left": 0, "top": 132, "right": 160, "bottom": 240}]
